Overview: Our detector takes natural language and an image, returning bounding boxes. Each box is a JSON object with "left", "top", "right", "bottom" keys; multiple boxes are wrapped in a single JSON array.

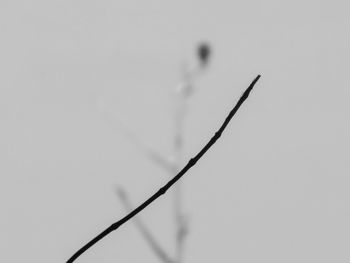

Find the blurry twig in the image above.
[
  {"left": 116, "top": 187, "right": 175, "bottom": 263},
  {"left": 97, "top": 103, "right": 175, "bottom": 173},
  {"left": 172, "top": 42, "right": 212, "bottom": 262},
  {"left": 66, "top": 74, "right": 261, "bottom": 263}
]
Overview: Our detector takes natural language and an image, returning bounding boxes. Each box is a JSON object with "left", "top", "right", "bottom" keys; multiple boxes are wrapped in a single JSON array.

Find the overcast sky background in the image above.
[{"left": 1, "top": 0, "right": 349, "bottom": 262}]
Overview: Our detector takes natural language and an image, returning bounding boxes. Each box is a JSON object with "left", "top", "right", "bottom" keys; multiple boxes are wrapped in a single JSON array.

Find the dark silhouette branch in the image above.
[
  {"left": 116, "top": 187, "right": 175, "bottom": 263},
  {"left": 66, "top": 74, "right": 261, "bottom": 263}
]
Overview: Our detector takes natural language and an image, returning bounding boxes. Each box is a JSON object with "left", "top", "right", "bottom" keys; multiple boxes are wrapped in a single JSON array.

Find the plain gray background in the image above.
[{"left": 1, "top": 0, "right": 349, "bottom": 262}]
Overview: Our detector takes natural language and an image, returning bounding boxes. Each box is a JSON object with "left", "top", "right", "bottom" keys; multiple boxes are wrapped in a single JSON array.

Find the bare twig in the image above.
[
  {"left": 116, "top": 187, "right": 175, "bottom": 263},
  {"left": 173, "top": 108, "right": 186, "bottom": 263},
  {"left": 99, "top": 104, "right": 175, "bottom": 173},
  {"left": 66, "top": 75, "right": 261, "bottom": 263},
  {"left": 117, "top": 121, "right": 174, "bottom": 173}
]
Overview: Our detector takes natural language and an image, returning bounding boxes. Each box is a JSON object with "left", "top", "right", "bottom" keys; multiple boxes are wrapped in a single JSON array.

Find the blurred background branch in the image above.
[{"left": 104, "top": 42, "right": 212, "bottom": 263}]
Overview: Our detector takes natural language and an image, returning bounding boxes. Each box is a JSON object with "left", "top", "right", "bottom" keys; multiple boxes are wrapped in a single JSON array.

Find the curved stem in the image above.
[{"left": 66, "top": 75, "right": 261, "bottom": 263}]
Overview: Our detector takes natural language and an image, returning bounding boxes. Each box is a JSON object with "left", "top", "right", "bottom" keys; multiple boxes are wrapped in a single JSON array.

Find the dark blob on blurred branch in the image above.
[{"left": 197, "top": 42, "right": 211, "bottom": 67}]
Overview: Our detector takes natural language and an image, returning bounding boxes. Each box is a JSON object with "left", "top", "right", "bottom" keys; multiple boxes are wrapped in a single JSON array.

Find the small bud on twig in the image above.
[{"left": 197, "top": 42, "right": 211, "bottom": 68}]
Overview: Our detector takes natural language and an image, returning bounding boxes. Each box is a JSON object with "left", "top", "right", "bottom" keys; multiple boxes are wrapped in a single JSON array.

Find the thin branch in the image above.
[
  {"left": 174, "top": 193, "right": 187, "bottom": 263},
  {"left": 116, "top": 187, "right": 174, "bottom": 263},
  {"left": 108, "top": 113, "right": 174, "bottom": 174},
  {"left": 66, "top": 75, "right": 261, "bottom": 263},
  {"left": 122, "top": 129, "right": 174, "bottom": 173}
]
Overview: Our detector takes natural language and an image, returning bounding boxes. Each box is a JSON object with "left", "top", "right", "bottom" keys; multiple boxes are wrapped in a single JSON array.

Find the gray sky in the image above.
[{"left": 1, "top": 0, "right": 349, "bottom": 262}]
